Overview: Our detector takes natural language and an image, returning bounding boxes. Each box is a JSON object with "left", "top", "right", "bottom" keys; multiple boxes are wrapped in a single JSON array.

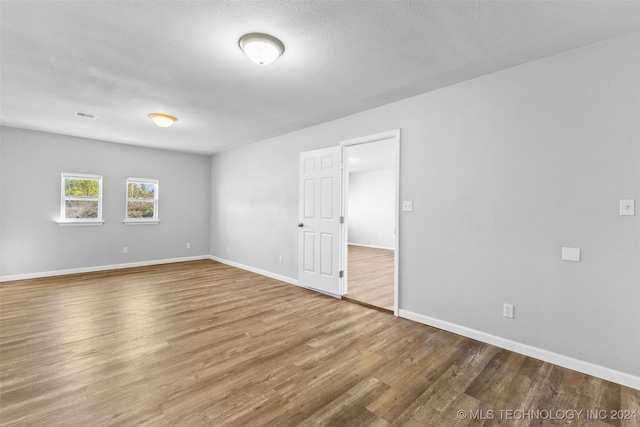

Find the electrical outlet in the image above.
[
  {"left": 226, "top": 245, "right": 230, "bottom": 252},
  {"left": 186, "top": 242, "right": 191, "bottom": 249},
  {"left": 279, "top": 255, "right": 283, "bottom": 263},
  {"left": 503, "top": 303, "right": 514, "bottom": 319},
  {"left": 122, "top": 247, "right": 128, "bottom": 254}
]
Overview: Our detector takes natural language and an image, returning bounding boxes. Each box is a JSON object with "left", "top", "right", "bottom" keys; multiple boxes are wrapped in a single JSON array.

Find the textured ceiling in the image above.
[{"left": 1, "top": 1, "right": 639, "bottom": 155}]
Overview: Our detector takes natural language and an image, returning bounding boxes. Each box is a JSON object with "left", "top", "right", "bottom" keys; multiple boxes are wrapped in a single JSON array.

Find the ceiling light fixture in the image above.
[
  {"left": 239, "top": 33, "right": 284, "bottom": 65},
  {"left": 148, "top": 113, "right": 177, "bottom": 128}
]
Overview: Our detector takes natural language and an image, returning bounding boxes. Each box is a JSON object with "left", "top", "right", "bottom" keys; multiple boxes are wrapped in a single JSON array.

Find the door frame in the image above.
[{"left": 340, "top": 129, "right": 400, "bottom": 316}]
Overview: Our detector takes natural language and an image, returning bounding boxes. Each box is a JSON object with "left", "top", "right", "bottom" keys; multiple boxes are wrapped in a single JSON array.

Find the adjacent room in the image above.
[
  {"left": 1, "top": 1, "right": 639, "bottom": 425},
  {"left": 343, "top": 139, "right": 397, "bottom": 312}
]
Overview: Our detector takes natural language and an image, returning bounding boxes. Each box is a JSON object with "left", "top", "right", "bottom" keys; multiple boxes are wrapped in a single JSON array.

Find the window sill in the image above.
[
  {"left": 56, "top": 220, "right": 104, "bottom": 226},
  {"left": 123, "top": 220, "right": 161, "bottom": 225}
]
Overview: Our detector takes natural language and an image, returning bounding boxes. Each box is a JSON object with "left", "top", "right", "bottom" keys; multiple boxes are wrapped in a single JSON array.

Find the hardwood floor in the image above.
[
  {"left": 1, "top": 260, "right": 638, "bottom": 426},
  {"left": 345, "top": 245, "right": 394, "bottom": 312}
]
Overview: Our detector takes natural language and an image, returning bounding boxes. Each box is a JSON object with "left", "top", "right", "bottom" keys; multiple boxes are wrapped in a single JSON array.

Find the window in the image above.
[
  {"left": 59, "top": 172, "right": 103, "bottom": 224},
  {"left": 125, "top": 178, "right": 159, "bottom": 223}
]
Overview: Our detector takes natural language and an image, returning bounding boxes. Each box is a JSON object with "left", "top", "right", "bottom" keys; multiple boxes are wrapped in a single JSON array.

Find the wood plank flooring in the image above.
[
  {"left": 1, "top": 260, "right": 638, "bottom": 426},
  {"left": 345, "top": 245, "right": 394, "bottom": 312}
]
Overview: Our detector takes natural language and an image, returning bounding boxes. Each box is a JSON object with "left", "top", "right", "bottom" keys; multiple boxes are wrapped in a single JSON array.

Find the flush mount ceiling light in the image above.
[
  {"left": 148, "top": 113, "right": 177, "bottom": 128},
  {"left": 239, "top": 33, "right": 284, "bottom": 65}
]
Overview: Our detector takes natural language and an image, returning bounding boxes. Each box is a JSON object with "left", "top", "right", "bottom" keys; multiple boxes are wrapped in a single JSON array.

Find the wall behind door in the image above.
[{"left": 348, "top": 168, "right": 395, "bottom": 249}]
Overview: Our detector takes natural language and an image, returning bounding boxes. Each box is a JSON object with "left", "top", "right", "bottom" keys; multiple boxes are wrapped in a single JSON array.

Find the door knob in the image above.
[{"left": 298, "top": 223, "right": 304, "bottom": 227}]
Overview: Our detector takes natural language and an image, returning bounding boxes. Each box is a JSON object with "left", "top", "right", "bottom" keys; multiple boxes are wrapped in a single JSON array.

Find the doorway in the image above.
[{"left": 341, "top": 130, "right": 399, "bottom": 314}]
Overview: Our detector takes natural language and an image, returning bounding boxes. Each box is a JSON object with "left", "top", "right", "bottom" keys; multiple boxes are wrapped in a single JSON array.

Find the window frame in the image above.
[
  {"left": 123, "top": 177, "right": 160, "bottom": 225},
  {"left": 58, "top": 172, "right": 104, "bottom": 225}
]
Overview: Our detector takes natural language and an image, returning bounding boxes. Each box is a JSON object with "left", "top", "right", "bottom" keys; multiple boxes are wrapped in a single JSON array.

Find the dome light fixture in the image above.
[
  {"left": 148, "top": 113, "right": 177, "bottom": 128},
  {"left": 239, "top": 33, "right": 284, "bottom": 65}
]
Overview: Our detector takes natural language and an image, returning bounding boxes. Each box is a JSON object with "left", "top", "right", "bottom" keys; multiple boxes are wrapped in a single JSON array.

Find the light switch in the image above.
[
  {"left": 561, "top": 247, "right": 580, "bottom": 262},
  {"left": 402, "top": 201, "right": 413, "bottom": 212},
  {"left": 620, "top": 200, "right": 635, "bottom": 216}
]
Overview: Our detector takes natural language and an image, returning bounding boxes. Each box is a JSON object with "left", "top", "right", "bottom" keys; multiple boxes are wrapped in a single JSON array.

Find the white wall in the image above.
[
  {"left": 0, "top": 127, "right": 211, "bottom": 278},
  {"left": 210, "top": 31, "right": 640, "bottom": 381},
  {"left": 348, "top": 168, "right": 395, "bottom": 249}
]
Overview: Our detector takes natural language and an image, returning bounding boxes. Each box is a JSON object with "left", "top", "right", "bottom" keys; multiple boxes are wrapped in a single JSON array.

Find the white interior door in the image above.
[{"left": 298, "top": 146, "right": 343, "bottom": 296}]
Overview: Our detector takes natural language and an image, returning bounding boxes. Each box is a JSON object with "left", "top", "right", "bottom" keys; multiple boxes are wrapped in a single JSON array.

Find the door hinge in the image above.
[
  {"left": 339, "top": 270, "right": 344, "bottom": 278},
  {"left": 339, "top": 216, "right": 344, "bottom": 224}
]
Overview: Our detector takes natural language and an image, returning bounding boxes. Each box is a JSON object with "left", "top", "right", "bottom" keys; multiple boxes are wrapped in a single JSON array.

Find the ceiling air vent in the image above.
[{"left": 75, "top": 111, "right": 97, "bottom": 120}]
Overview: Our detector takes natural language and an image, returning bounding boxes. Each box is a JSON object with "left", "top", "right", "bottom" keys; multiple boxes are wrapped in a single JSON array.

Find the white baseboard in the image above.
[
  {"left": 348, "top": 243, "right": 394, "bottom": 250},
  {"left": 208, "top": 255, "right": 299, "bottom": 287},
  {"left": 399, "top": 309, "right": 640, "bottom": 390},
  {"left": 207, "top": 256, "right": 341, "bottom": 298},
  {"left": 0, "top": 255, "right": 210, "bottom": 282}
]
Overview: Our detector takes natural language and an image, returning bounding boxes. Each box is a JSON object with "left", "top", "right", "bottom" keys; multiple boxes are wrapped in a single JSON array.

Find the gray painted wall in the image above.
[
  {"left": 210, "top": 32, "right": 640, "bottom": 377},
  {"left": 0, "top": 127, "right": 211, "bottom": 277}
]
